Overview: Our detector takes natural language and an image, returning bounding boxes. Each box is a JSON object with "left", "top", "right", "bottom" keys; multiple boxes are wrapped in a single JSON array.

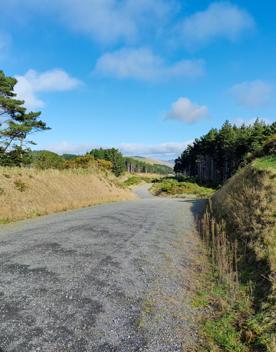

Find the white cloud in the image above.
[
  {"left": 94, "top": 48, "right": 204, "bottom": 81},
  {"left": 230, "top": 80, "right": 272, "bottom": 108},
  {"left": 179, "top": 2, "right": 254, "bottom": 49},
  {"left": 0, "top": 1, "right": 255, "bottom": 49},
  {"left": 166, "top": 97, "right": 209, "bottom": 123},
  {"left": 14, "top": 69, "right": 82, "bottom": 109},
  {"left": 46, "top": 140, "right": 191, "bottom": 159}
]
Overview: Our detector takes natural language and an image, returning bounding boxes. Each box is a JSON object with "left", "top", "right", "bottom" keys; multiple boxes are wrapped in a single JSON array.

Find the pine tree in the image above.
[
  {"left": 89, "top": 148, "right": 126, "bottom": 176},
  {"left": 174, "top": 119, "right": 275, "bottom": 185},
  {"left": 0, "top": 70, "right": 49, "bottom": 166}
]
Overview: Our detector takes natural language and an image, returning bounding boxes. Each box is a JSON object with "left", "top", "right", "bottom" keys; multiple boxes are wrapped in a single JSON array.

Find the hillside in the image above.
[
  {"left": 199, "top": 156, "right": 276, "bottom": 351},
  {"left": 125, "top": 156, "right": 173, "bottom": 175},
  {"left": 130, "top": 156, "right": 173, "bottom": 167},
  {"left": 0, "top": 167, "right": 135, "bottom": 223}
]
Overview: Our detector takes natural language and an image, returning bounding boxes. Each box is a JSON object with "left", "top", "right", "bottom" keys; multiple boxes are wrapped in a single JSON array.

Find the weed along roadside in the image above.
[{"left": 193, "top": 157, "right": 276, "bottom": 352}]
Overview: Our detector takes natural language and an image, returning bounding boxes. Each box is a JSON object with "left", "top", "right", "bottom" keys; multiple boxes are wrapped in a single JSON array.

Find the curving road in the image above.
[{"left": 0, "top": 185, "right": 204, "bottom": 352}]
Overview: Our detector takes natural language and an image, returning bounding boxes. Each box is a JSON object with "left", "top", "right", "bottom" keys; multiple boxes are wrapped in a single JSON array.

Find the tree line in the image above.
[
  {"left": 31, "top": 149, "right": 172, "bottom": 176},
  {"left": 174, "top": 120, "right": 276, "bottom": 186}
]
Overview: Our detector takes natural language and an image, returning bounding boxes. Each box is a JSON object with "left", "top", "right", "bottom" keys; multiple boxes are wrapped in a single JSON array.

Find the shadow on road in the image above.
[{"left": 176, "top": 198, "right": 207, "bottom": 220}]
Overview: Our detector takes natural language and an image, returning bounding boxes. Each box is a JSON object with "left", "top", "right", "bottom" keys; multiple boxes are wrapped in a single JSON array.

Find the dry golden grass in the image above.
[
  {"left": 199, "top": 160, "right": 276, "bottom": 351},
  {"left": 0, "top": 167, "right": 135, "bottom": 222}
]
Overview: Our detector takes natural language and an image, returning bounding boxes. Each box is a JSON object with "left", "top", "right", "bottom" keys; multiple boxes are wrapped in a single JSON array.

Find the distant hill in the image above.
[
  {"left": 130, "top": 156, "right": 173, "bottom": 167},
  {"left": 166, "top": 159, "right": 175, "bottom": 166},
  {"left": 125, "top": 156, "right": 173, "bottom": 175}
]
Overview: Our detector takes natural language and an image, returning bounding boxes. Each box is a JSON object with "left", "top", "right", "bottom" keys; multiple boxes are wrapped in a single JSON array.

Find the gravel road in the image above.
[{"left": 0, "top": 185, "right": 204, "bottom": 352}]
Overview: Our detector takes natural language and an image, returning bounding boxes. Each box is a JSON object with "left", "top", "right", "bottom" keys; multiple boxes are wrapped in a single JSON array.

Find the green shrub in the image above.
[
  {"left": 123, "top": 176, "right": 143, "bottom": 187},
  {"left": 151, "top": 178, "right": 214, "bottom": 198}
]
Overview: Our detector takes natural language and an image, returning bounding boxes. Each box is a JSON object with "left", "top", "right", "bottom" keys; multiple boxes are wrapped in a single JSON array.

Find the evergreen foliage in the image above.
[
  {"left": 174, "top": 119, "right": 276, "bottom": 185},
  {"left": 89, "top": 148, "right": 125, "bottom": 176},
  {"left": 0, "top": 70, "right": 49, "bottom": 166}
]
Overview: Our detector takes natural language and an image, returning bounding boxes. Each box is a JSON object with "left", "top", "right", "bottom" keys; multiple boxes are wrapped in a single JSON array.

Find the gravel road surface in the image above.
[{"left": 0, "top": 185, "right": 204, "bottom": 352}]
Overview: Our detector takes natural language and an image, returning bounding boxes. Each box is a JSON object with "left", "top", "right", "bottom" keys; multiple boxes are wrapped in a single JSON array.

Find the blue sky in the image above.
[{"left": 0, "top": 0, "right": 275, "bottom": 160}]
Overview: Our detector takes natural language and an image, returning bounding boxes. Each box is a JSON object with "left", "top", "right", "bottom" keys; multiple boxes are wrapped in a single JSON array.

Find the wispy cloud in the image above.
[
  {"left": 1, "top": 0, "right": 175, "bottom": 45},
  {"left": 56, "top": 0, "right": 174, "bottom": 44},
  {"left": 230, "top": 80, "right": 272, "bottom": 108},
  {"left": 15, "top": 69, "right": 82, "bottom": 109},
  {"left": 166, "top": 97, "right": 209, "bottom": 123},
  {"left": 94, "top": 48, "right": 204, "bottom": 81},
  {"left": 120, "top": 141, "right": 191, "bottom": 157},
  {"left": 179, "top": 2, "right": 254, "bottom": 50}
]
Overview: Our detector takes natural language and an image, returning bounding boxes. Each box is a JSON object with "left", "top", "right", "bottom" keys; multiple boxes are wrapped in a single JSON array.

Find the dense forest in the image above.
[{"left": 174, "top": 120, "right": 276, "bottom": 185}]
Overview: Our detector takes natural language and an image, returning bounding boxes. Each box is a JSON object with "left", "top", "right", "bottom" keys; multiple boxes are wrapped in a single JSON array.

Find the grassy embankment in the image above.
[
  {"left": 194, "top": 156, "right": 276, "bottom": 352},
  {"left": 0, "top": 167, "right": 135, "bottom": 223}
]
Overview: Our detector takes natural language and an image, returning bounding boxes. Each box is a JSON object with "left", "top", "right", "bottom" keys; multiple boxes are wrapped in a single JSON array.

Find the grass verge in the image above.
[
  {"left": 195, "top": 158, "right": 276, "bottom": 352},
  {"left": 193, "top": 260, "right": 254, "bottom": 352}
]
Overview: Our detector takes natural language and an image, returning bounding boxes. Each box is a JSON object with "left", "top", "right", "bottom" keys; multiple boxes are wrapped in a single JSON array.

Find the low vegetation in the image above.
[
  {"left": 196, "top": 158, "right": 276, "bottom": 352},
  {"left": 0, "top": 166, "right": 135, "bottom": 223},
  {"left": 150, "top": 178, "right": 215, "bottom": 198}
]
